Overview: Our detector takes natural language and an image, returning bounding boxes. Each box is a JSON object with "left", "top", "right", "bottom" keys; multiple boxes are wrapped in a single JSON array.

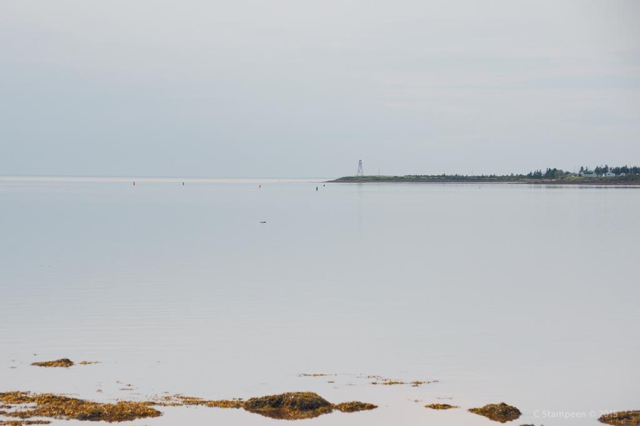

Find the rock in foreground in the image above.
[
  {"left": 243, "top": 392, "right": 376, "bottom": 420},
  {"left": 243, "top": 392, "right": 333, "bottom": 420},
  {"left": 599, "top": 410, "right": 640, "bottom": 426},
  {"left": 469, "top": 403, "right": 521, "bottom": 423}
]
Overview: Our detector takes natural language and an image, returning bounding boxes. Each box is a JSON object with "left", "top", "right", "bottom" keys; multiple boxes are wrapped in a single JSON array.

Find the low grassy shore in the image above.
[{"left": 331, "top": 175, "right": 640, "bottom": 185}]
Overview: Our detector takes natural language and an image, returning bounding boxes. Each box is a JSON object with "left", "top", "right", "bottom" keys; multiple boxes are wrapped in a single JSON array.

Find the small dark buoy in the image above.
[
  {"left": 316, "top": 186, "right": 318, "bottom": 191},
  {"left": 182, "top": 182, "right": 185, "bottom": 186},
  {"left": 133, "top": 181, "right": 136, "bottom": 186}
]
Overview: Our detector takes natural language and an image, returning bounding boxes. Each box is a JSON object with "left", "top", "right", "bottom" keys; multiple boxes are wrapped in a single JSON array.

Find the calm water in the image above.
[{"left": 1, "top": 177, "right": 638, "bottom": 425}]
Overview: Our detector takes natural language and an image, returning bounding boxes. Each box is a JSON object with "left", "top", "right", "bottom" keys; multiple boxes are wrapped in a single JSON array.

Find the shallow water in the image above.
[{"left": 1, "top": 177, "right": 638, "bottom": 425}]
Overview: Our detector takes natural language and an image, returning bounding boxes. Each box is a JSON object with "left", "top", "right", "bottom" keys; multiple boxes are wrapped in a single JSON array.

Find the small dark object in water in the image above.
[
  {"left": 260, "top": 221, "right": 266, "bottom": 224},
  {"left": 31, "top": 359, "right": 74, "bottom": 368},
  {"left": 469, "top": 403, "right": 521, "bottom": 423},
  {"left": 599, "top": 410, "right": 640, "bottom": 426}
]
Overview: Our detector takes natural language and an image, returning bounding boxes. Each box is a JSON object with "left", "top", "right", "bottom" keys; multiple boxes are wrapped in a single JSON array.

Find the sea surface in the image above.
[{"left": 1, "top": 177, "right": 638, "bottom": 426}]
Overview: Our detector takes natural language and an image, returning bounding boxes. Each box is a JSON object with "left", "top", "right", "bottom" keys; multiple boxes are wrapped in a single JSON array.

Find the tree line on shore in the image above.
[
  {"left": 581, "top": 165, "right": 639, "bottom": 175},
  {"left": 527, "top": 165, "right": 639, "bottom": 179}
]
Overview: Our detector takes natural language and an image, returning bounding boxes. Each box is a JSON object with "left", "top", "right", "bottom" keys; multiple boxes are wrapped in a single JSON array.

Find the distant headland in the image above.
[{"left": 331, "top": 166, "right": 640, "bottom": 185}]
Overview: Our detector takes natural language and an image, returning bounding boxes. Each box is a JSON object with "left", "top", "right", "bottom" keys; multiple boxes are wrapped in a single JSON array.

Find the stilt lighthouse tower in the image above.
[{"left": 356, "top": 160, "right": 364, "bottom": 177}]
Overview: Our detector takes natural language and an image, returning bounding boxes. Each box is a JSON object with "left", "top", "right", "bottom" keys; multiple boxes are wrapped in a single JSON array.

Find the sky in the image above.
[{"left": 1, "top": 0, "right": 639, "bottom": 178}]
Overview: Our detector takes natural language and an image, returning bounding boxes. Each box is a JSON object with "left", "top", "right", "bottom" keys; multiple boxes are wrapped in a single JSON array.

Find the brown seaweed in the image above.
[
  {"left": 0, "top": 392, "right": 161, "bottom": 422},
  {"left": 425, "top": 403, "right": 458, "bottom": 410},
  {"left": 333, "top": 401, "right": 377, "bottom": 413},
  {"left": 30, "top": 359, "right": 74, "bottom": 368},
  {"left": 1, "top": 390, "right": 376, "bottom": 423},
  {"left": 598, "top": 410, "right": 640, "bottom": 426}
]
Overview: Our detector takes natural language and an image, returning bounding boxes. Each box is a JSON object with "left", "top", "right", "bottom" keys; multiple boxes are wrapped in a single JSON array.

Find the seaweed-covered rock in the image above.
[
  {"left": 31, "top": 359, "right": 74, "bottom": 368},
  {"left": 599, "top": 410, "right": 640, "bottom": 426},
  {"left": 469, "top": 403, "right": 521, "bottom": 423},
  {"left": 243, "top": 392, "right": 333, "bottom": 420},
  {"left": 333, "top": 402, "right": 377, "bottom": 413},
  {"left": 425, "top": 403, "right": 458, "bottom": 410}
]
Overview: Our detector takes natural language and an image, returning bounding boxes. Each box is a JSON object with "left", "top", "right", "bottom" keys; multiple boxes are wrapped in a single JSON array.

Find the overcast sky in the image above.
[{"left": 1, "top": 0, "right": 638, "bottom": 177}]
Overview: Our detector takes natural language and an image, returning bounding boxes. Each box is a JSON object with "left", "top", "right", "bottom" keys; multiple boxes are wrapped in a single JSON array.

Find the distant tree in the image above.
[
  {"left": 541, "top": 168, "right": 565, "bottom": 179},
  {"left": 527, "top": 169, "right": 543, "bottom": 179}
]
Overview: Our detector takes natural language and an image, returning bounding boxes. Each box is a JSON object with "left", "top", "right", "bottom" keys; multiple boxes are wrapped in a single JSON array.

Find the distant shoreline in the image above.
[{"left": 330, "top": 176, "right": 640, "bottom": 186}]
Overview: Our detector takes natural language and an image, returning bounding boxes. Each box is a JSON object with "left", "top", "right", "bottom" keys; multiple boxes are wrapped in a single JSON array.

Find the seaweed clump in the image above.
[
  {"left": 0, "top": 392, "right": 161, "bottom": 422},
  {"left": 150, "top": 395, "right": 243, "bottom": 409},
  {"left": 469, "top": 403, "right": 521, "bottom": 423},
  {"left": 333, "top": 401, "right": 377, "bottom": 413},
  {"left": 599, "top": 410, "right": 640, "bottom": 426},
  {"left": 298, "top": 373, "right": 336, "bottom": 377},
  {"left": 31, "top": 359, "right": 74, "bottom": 368},
  {"left": 366, "top": 375, "right": 437, "bottom": 387},
  {"left": 425, "top": 403, "right": 458, "bottom": 410}
]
